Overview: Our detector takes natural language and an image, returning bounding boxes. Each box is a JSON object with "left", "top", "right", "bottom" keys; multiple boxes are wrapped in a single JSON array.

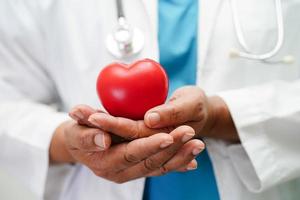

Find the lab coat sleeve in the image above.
[
  {"left": 218, "top": 80, "right": 300, "bottom": 193},
  {"left": 0, "top": 0, "right": 69, "bottom": 198}
]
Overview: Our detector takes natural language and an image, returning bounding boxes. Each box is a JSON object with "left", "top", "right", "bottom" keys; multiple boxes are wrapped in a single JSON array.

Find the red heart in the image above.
[{"left": 97, "top": 59, "right": 169, "bottom": 120}]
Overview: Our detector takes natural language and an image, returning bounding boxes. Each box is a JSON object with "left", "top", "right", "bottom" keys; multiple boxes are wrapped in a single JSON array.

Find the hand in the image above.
[
  {"left": 142, "top": 86, "right": 238, "bottom": 141},
  {"left": 69, "top": 105, "right": 126, "bottom": 144},
  {"left": 50, "top": 119, "right": 204, "bottom": 183},
  {"left": 82, "top": 87, "right": 238, "bottom": 142}
]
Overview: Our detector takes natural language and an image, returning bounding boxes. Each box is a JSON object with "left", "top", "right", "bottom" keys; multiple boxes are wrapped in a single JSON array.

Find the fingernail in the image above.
[
  {"left": 187, "top": 165, "right": 197, "bottom": 171},
  {"left": 74, "top": 112, "right": 84, "bottom": 120},
  {"left": 187, "top": 160, "right": 198, "bottom": 170},
  {"left": 182, "top": 132, "right": 195, "bottom": 143},
  {"left": 192, "top": 148, "right": 203, "bottom": 156},
  {"left": 160, "top": 140, "right": 173, "bottom": 149},
  {"left": 94, "top": 134, "right": 105, "bottom": 150},
  {"left": 146, "top": 112, "right": 160, "bottom": 127}
]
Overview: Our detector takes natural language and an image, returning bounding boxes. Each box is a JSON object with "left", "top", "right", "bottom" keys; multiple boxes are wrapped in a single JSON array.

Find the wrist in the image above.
[
  {"left": 205, "top": 96, "right": 239, "bottom": 142},
  {"left": 50, "top": 120, "right": 76, "bottom": 163},
  {"left": 200, "top": 96, "right": 221, "bottom": 137}
]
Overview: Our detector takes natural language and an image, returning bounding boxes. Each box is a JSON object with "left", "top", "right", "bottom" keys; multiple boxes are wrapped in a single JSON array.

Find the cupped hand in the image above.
[
  {"left": 78, "top": 86, "right": 212, "bottom": 140},
  {"left": 144, "top": 86, "right": 215, "bottom": 136},
  {"left": 51, "top": 116, "right": 204, "bottom": 183},
  {"left": 74, "top": 86, "right": 237, "bottom": 142},
  {"left": 143, "top": 86, "right": 238, "bottom": 141}
]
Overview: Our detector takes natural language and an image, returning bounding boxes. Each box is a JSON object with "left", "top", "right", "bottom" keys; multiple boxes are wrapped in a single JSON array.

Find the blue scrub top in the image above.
[{"left": 143, "top": 0, "right": 220, "bottom": 200}]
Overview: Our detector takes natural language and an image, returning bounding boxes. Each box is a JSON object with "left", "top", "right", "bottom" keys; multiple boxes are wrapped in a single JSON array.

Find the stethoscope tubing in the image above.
[
  {"left": 230, "top": 0, "right": 284, "bottom": 61},
  {"left": 108, "top": 0, "right": 293, "bottom": 63},
  {"left": 116, "top": 0, "right": 125, "bottom": 19}
]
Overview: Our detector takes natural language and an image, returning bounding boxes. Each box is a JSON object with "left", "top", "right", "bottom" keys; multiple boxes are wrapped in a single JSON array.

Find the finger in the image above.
[
  {"left": 69, "top": 106, "right": 123, "bottom": 144},
  {"left": 146, "top": 139, "right": 203, "bottom": 177},
  {"left": 69, "top": 104, "right": 103, "bottom": 127},
  {"left": 69, "top": 104, "right": 97, "bottom": 121},
  {"left": 157, "top": 139, "right": 203, "bottom": 173},
  {"left": 140, "top": 126, "right": 195, "bottom": 170},
  {"left": 88, "top": 112, "right": 160, "bottom": 139},
  {"left": 65, "top": 122, "right": 112, "bottom": 151},
  {"left": 149, "top": 159, "right": 198, "bottom": 175},
  {"left": 176, "top": 159, "right": 198, "bottom": 172},
  {"left": 115, "top": 126, "right": 196, "bottom": 180},
  {"left": 144, "top": 93, "right": 205, "bottom": 128},
  {"left": 100, "top": 133, "right": 174, "bottom": 171}
]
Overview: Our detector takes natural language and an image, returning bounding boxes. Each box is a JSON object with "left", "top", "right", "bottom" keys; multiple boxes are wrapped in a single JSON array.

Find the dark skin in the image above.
[
  {"left": 84, "top": 86, "right": 239, "bottom": 142},
  {"left": 50, "top": 121, "right": 202, "bottom": 183},
  {"left": 50, "top": 86, "right": 238, "bottom": 183}
]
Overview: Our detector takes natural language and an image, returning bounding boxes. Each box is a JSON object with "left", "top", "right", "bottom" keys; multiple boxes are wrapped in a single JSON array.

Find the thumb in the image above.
[{"left": 144, "top": 96, "right": 197, "bottom": 129}]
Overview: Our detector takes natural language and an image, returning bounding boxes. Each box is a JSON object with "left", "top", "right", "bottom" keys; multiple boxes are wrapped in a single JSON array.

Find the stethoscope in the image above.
[
  {"left": 229, "top": 0, "right": 295, "bottom": 64},
  {"left": 106, "top": 0, "right": 144, "bottom": 59},
  {"left": 106, "top": 0, "right": 295, "bottom": 64}
]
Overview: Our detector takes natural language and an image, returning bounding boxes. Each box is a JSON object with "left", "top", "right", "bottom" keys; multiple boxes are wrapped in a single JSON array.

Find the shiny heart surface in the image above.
[{"left": 97, "top": 59, "right": 169, "bottom": 120}]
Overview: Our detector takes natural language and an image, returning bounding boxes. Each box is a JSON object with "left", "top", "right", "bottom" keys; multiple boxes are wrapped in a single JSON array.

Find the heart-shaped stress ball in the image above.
[{"left": 97, "top": 59, "right": 169, "bottom": 120}]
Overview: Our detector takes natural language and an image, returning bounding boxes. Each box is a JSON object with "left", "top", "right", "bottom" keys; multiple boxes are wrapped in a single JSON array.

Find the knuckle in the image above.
[
  {"left": 127, "top": 122, "right": 142, "bottom": 140},
  {"left": 124, "top": 151, "right": 140, "bottom": 163},
  {"left": 78, "top": 132, "right": 93, "bottom": 149},
  {"left": 169, "top": 105, "right": 182, "bottom": 122},
  {"left": 193, "top": 101, "right": 205, "bottom": 120},
  {"left": 160, "top": 165, "right": 171, "bottom": 175},
  {"left": 114, "top": 117, "right": 121, "bottom": 128},
  {"left": 124, "top": 153, "right": 139, "bottom": 163},
  {"left": 194, "top": 101, "right": 204, "bottom": 112},
  {"left": 143, "top": 158, "right": 160, "bottom": 171},
  {"left": 136, "top": 122, "right": 144, "bottom": 137},
  {"left": 116, "top": 118, "right": 140, "bottom": 140}
]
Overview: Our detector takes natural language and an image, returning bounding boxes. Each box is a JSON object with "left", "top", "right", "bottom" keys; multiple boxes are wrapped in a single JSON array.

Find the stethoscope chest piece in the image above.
[
  {"left": 106, "top": 16, "right": 144, "bottom": 59},
  {"left": 106, "top": 0, "right": 144, "bottom": 59}
]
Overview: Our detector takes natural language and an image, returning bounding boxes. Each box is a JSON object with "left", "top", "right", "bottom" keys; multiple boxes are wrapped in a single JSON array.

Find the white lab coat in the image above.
[{"left": 0, "top": 0, "right": 299, "bottom": 199}]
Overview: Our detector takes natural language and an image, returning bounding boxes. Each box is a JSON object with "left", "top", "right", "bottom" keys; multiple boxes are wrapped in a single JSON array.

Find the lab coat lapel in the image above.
[{"left": 199, "top": 0, "right": 222, "bottom": 67}]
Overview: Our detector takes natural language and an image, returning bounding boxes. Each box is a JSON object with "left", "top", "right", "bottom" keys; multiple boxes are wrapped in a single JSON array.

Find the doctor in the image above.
[{"left": 0, "top": 0, "right": 300, "bottom": 200}]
